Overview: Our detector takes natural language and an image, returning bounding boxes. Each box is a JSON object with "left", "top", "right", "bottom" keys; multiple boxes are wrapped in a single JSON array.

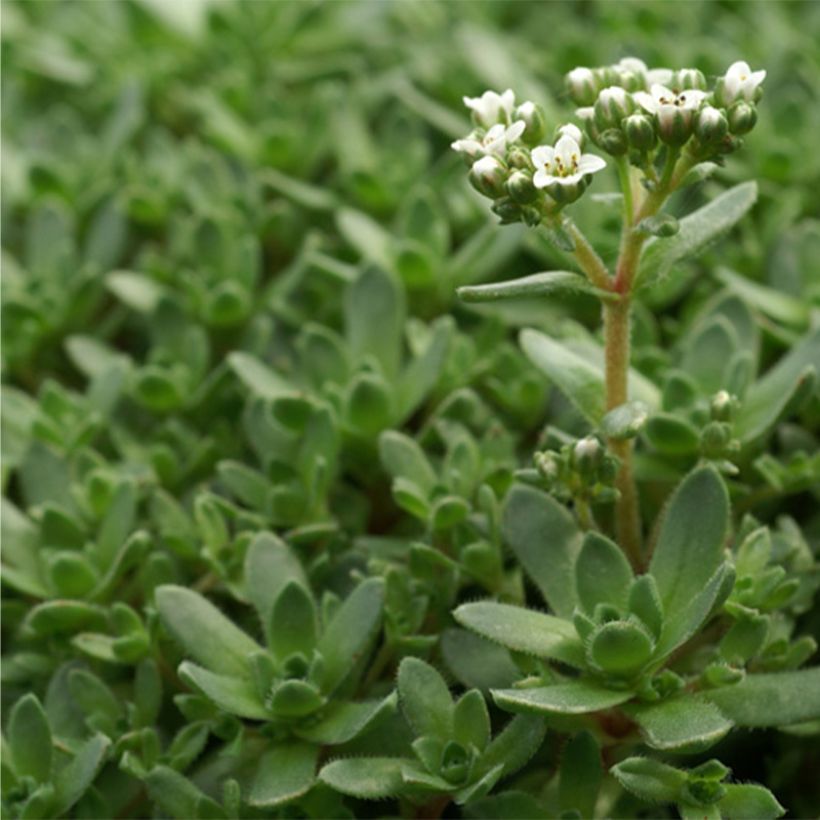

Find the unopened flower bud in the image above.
[
  {"left": 573, "top": 436, "right": 601, "bottom": 477},
  {"left": 556, "top": 122, "right": 585, "bottom": 150},
  {"left": 506, "top": 170, "right": 538, "bottom": 204},
  {"left": 598, "top": 127, "right": 628, "bottom": 156},
  {"left": 535, "top": 451, "right": 559, "bottom": 483},
  {"left": 490, "top": 197, "right": 522, "bottom": 224},
  {"left": 515, "top": 101, "right": 547, "bottom": 146},
  {"left": 469, "top": 156, "right": 507, "bottom": 198},
  {"left": 546, "top": 177, "right": 587, "bottom": 205},
  {"left": 657, "top": 106, "right": 695, "bottom": 146},
  {"left": 507, "top": 147, "right": 532, "bottom": 169},
  {"left": 566, "top": 67, "right": 598, "bottom": 106},
  {"left": 624, "top": 113, "right": 657, "bottom": 151},
  {"left": 710, "top": 390, "right": 736, "bottom": 422},
  {"left": 701, "top": 421, "right": 732, "bottom": 458},
  {"left": 695, "top": 106, "right": 729, "bottom": 143},
  {"left": 727, "top": 101, "right": 757, "bottom": 135},
  {"left": 675, "top": 68, "right": 707, "bottom": 91},
  {"left": 594, "top": 86, "right": 634, "bottom": 131}
]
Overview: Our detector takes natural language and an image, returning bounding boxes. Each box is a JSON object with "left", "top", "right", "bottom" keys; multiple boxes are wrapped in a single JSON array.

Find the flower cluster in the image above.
[
  {"left": 568, "top": 58, "right": 765, "bottom": 166},
  {"left": 452, "top": 90, "right": 608, "bottom": 224}
]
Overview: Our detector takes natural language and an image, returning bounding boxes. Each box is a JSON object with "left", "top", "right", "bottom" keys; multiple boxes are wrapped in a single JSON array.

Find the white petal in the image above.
[
  {"left": 484, "top": 136, "right": 506, "bottom": 154},
  {"left": 727, "top": 61, "right": 752, "bottom": 80},
  {"left": 578, "top": 153, "right": 606, "bottom": 174},
  {"left": 531, "top": 145, "right": 555, "bottom": 167},
  {"left": 485, "top": 124, "right": 506, "bottom": 141},
  {"left": 650, "top": 84, "right": 675, "bottom": 105},
  {"left": 559, "top": 123, "right": 583, "bottom": 143},
  {"left": 555, "top": 135, "right": 580, "bottom": 166},
  {"left": 532, "top": 168, "right": 554, "bottom": 189},
  {"left": 451, "top": 138, "right": 482, "bottom": 154},
  {"left": 506, "top": 120, "right": 526, "bottom": 142},
  {"left": 677, "top": 90, "right": 707, "bottom": 110},
  {"left": 633, "top": 91, "right": 657, "bottom": 113},
  {"left": 751, "top": 69, "right": 766, "bottom": 86},
  {"left": 472, "top": 156, "right": 501, "bottom": 175},
  {"left": 618, "top": 57, "right": 648, "bottom": 75},
  {"left": 500, "top": 89, "right": 516, "bottom": 116},
  {"left": 575, "top": 106, "right": 595, "bottom": 121},
  {"left": 553, "top": 173, "right": 584, "bottom": 186}
]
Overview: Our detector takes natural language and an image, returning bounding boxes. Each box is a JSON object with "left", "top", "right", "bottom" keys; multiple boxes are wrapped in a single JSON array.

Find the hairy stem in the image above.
[
  {"left": 564, "top": 220, "right": 611, "bottom": 289},
  {"left": 616, "top": 156, "right": 634, "bottom": 226}
]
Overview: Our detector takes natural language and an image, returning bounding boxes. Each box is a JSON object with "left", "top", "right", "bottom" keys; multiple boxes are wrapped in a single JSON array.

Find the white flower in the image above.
[
  {"left": 634, "top": 84, "right": 706, "bottom": 115},
  {"left": 531, "top": 134, "right": 606, "bottom": 189},
  {"left": 462, "top": 89, "right": 516, "bottom": 127},
  {"left": 451, "top": 120, "right": 525, "bottom": 157},
  {"left": 598, "top": 86, "right": 631, "bottom": 109},
  {"left": 724, "top": 60, "right": 766, "bottom": 102}
]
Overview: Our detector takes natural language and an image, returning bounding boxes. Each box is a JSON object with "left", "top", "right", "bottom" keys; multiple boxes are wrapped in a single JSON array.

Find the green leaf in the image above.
[
  {"left": 649, "top": 466, "right": 729, "bottom": 621},
  {"left": 398, "top": 657, "right": 453, "bottom": 739},
  {"left": 52, "top": 734, "right": 111, "bottom": 816},
  {"left": 227, "top": 352, "right": 296, "bottom": 400},
  {"left": 520, "top": 330, "right": 605, "bottom": 423},
  {"left": 644, "top": 413, "right": 701, "bottom": 455},
  {"left": 636, "top": 182, "right": 758, "bottom": 291},
  {"left": 178, "top": 662, "right": 268, "bottom": 720},
  {"left": 316, "top": 578, "right": 384, "bottom": 694},
  {"left": 559, "top": 731, "right": 602, "bottom": 818},
  {"left": 336, "top": 210, "right": 395, "bottom": 271},
  {"left": 106, "top": 270, "right": 165, "bottom": 313},
  {"left": 9, "top": 694, "right": 52, "bottom": 783},
  {"left": 492, "top": 681, "right": 634, "bottom": 715},
  {"left": 601, "top": 401, "right": 649, "bottom": 440},
  {"left": 319, "top": 757, "right": 405, "bottom": 799},
  {"left": 681, "top": 315, "right": 741, "bottom": 394},
  {"left": 345, "top": 372, "right": 394, "bottom": 435},
  {"left": 453, "top": 690, "right": 491, "bottom": 753},
  {"left": 243, "top": 532, "right": 307, "bottom": 642},
  {"left": 25, "top": 600, "right": 107, "bottom": 636},
  {"left": 345, "top": 265, "right": 405, "bottom": 379},
  {"left": 270, "top": 581, "right": 318, "bottom": 661},
  {"left": 627, "top": 697, "right": 733, "bottom": 752},
  {"left": 479, "top": 714, "right": 547, "bottom": 779},
  {"left": 440, "top": 628, "right": 521, "bottom": 693},
  {"left": 96, "top": 480, "right": 137, "bottom": 566},
  {"left": 705, "top": 668, "right": 820, "bottom": 727},
  {"left": 249, "top": 741, "right": 319, "bottom": 807},
  {"left": 379, "top": 431, "right": 436, "bottom": 495},
  {"left": 454, "top": 602, "right": 584, "bottom": 667},
  {"left": 502, "top": 484, "right": 582, "bottom": 617},
  {"left": 628, "top": 575, "right": 664, "bottom": 638},
  {"left": 736, "top": 327, "right": 820, "bottom": 443},
  {"left": 719, "top": 784, "right": 785, "bottom": 819},
  {"left": 635, "top": 212, "right": 680, "bottom": 238},
  {"left": 396, "top": 316, "right": 453, "bottom": 421},
  {"left": 588, "top": 621, "right": 655, "bottom": 676},
  {"left": 575, "top": 532, "right": 634, "bottom": 614},
  {"left": 457, "top": 271, "right": 615, "bottom": 303},
  {"left": 296, "top": 695, "right": 396, "bottom": 744},
  {"left": 611, "top": 756, "right": 687, "bottom": 804},
  {"left": 260, "top": 167, "right": 338, "bottom": 212},
  {"left": 155, "top": 586, "right": 261, "bottom": 677},
  {"left": 715, "top": 267, "right": 810, "bottom": 329},
  {"left": 144, "top": 765, "right": 224, "bottom": 819}
]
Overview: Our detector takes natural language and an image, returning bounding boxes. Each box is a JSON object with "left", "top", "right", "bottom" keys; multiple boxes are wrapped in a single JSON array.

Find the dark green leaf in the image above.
[
  {"left": 458, "top": 271, "right": 615, "bottom": 303},
  {"left": 9, "top": 694, "right": 52, "bottom": 783},
  {"left": 248, "top": 741, "right": 319, "bottom": 807},
  {"left": 492, "top": 681, "right": 634, "bottom": 715}
]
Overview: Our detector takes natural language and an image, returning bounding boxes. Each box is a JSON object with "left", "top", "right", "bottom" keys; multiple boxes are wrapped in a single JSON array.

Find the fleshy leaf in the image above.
[
  {"left": 319, "top": 757, "right": 405, "bottom": 799},
  {"left": 178, "top": 662, "right": 268, "bottom": 720},
  {"left": 559, "top": 731, "right": 601, "bottom": 818},
  {"left": 478, "top": 714, "right": 547, "bottom": 778},
  {"left": 155, "top": 586, "right": 261, "bottom": 677},
  {"left": 492, "top": 681, "right": 634, "bottom": 715},
  {"left": 440, "top": 628, "right": 521, "bottom": 692},
  {"left": 249, "top": 741, "right": 319, "bottom": 807},
  {"left": 453, "top": 690, "right": 491, "bottom": 753},
  {"left": 52, "top": 734, "right": 111, "bottom": 816},
  {"left": 296, "top": 694, "right": 396, "bottom": 744},
  {"left": 635, "top": 182, "right": 758, "bottom": 291},
  {"left": 502, "top": 484, "right": 582, "bottom": 617},
  {"left": 575, "top": 532, "right": 634, "bottom": 615},
  {"left": 316, "top": 578, "right": 384, "bottom": 694},
  {"left": 9, "top": 694, "right": 53, "bottom": 783},
  {"left": 649, "top": 466, "right": 729, "bottom": 621},
  {"left": 457, "top": 271, "right": 615, "bottom": 303},
  {"left": 453, "top": 602, "right": 584, "bottom": 667},
  {"left": 718, "top": 784, "right": 786, "bottom": 819},
  {"left": 397, "top": 657, "right": 453, "bottom": 740},
  {"left": 379, "top": 430, "right": 436, "bottom": 495},
  {"left": 705, "top": 668, "right": 820, "bottom": 727},
  {"left": 270, "top": 581, "right": 318, "bottom": 661},
  {"left": 611, "top": 756, "right": 686, "bottom": 804},
  {"left": 627, "top": 697, "right": 733, "bottom": 752}
]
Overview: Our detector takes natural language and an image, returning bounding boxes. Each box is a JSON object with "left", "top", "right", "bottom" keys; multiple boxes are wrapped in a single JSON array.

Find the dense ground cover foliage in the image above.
[{"left": 2, "top": 1, "right": 819, "bottom": 818}]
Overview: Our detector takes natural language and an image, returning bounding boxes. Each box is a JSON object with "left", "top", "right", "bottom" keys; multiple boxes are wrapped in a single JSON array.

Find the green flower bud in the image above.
[
  {"left": 515, "top": 101, "right": 547, "bottom": 146},
  {"left": 469, "top": 156, "right": 507, "bottom": 198},
  {"left": 521, "top": 205, "right": 543, "bottom": 227},
  {"left": 566, "top": 67, "right": 598, "bottom": 106},
  {"left": 573, "top": 435, "right": 602, "bottom": 477},
  {"left": 507, "top": 147, "right": 532, "bottom": 169},
  {"left": 598, "top": 127, "right": 628, "bottom": 156},
  {"left": 594, "top": 86, "right": 634, "bottom": 131},
  {"left": 710, "top": 390, "right": 736, "bottom": 422},
  {"left": 727, "top": 101, "right": 757, "bottom": 135},
  {"left": 506, "top": 170, "right": 538, "bottom": 204},
  {"left": 535, "top": 451, "right": 560, "bottom": 483},
  {"left": 490, "top": 196, "right": 522, "bottom": 224},
  {"left": 675, "top": 68, "right": 707, "bottom": 91},
  {"left": 623, "top": 113, "right": 657, "bottom": 151},
  {"left": 701, "top": 421, "right": 732, "bottom": 459},
  {"left": 657, "top": 105, "right": 694, "bottom": 146},
  {"left": 695, "top": 105, "right": 729, "bottom": 143}
]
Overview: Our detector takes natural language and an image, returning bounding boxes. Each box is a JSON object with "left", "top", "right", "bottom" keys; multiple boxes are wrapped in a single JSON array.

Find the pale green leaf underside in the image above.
[
  {"left": 454, "top": 601, "right": 584, "bottom": 668},
  {"left": 178, "top": 662, "right": 268, "bottom": 720},
  {"left": 492, "top": 682, "right": 634, "bottom": 715},
  {"left": 319, "top": 757, "right": 404, "bottom": 799},
  {"left": 705, "top": 668, "right": 820, "bottom": 727},
  {"left": 636, "top": 182, "right": 758, "bottom": 291},
  {"left": 296, "top": 695, "right": 396, "bottom": 744},
  {"left": 627, "top": 697, "right": 733, "bottom": 751},
  {"left": 458, "top": 271, "right": 616, "bottom": 303},
  {"left": 249, "top": 741, "right": 319, "bottom": 807}
]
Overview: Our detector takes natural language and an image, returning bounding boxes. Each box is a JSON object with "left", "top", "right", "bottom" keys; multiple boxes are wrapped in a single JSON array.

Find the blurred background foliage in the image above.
[{"left": 2, "top": 0, "right": 819, "bottom": 817}]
